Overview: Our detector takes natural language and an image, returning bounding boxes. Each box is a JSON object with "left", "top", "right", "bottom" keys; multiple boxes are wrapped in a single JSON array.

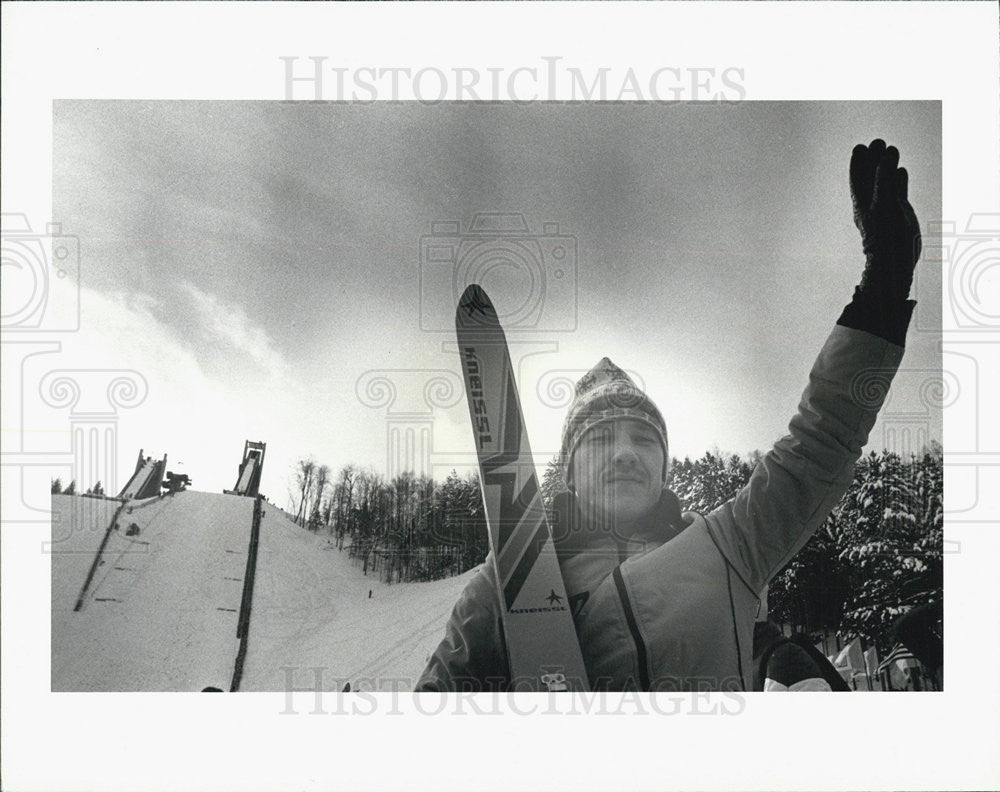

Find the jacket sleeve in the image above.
[
  {"left": 415, "top": 561, "right": 510, "bottom": 692},
  {"left": 705, "top": 321, "right": 908, "bottom": 594}
]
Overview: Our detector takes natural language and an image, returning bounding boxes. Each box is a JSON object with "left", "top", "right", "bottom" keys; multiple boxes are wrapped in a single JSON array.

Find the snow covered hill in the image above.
[{"left": 51, "top": 492, "right": 476, "bottom": 691}]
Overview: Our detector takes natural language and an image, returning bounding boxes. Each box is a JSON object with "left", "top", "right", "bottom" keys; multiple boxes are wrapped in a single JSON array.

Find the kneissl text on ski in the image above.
[{"left": 455, "top": 284, "right": 589, "bottom": 692}]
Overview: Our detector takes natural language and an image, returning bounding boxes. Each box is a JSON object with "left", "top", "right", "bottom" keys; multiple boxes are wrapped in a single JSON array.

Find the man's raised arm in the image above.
[{"left": 708, "top": 139, "right": 923, "bottom": 592}]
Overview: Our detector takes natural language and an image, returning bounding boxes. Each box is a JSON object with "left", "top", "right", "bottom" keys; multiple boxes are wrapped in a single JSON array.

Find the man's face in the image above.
[{"left": 570, "top": 419, "right": 664, "bottom": 529}]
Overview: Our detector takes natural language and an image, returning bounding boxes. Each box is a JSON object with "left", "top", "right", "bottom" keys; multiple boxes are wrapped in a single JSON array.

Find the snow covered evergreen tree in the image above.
[
  {"left": 768, "top": 515, "right": 847, "bottom": 638},
  {"left": 541, "top": 456, "right": 566, "bottom": 512},
  {"left": 668, "top": 452, "right": 751, "bottom": 513},
  {"left": 837, "top": 450, "right": 941, "bottom": 650}
]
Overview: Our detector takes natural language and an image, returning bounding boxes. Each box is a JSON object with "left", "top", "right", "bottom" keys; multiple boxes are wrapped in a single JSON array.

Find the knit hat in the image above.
[{"left": 560, "top": 357, "right": 668, "bottom": 488}]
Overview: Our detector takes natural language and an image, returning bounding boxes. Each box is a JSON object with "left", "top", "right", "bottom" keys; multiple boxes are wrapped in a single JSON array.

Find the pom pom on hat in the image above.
[{"left": 559, "top": 357, "right": 668, "bottom": 487}]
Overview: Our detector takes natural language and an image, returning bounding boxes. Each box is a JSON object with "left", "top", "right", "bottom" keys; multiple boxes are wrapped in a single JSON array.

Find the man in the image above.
[{"left": 417, "top": 139, "right": 922, "bottom": 692}]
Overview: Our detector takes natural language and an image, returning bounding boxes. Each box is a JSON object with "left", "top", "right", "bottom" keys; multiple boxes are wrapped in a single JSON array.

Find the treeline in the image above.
[
  {"left": 289, "top": 462, "right": 489, "bottom": 583},
  {"left": 51, "top": 478, "right": 104, "bottom": 496},
  {"left": 293, "top": 446, "right": 943, "bottom": 653}
]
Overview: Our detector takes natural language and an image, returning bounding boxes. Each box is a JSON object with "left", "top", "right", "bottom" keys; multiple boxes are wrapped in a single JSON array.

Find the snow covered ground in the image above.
[{"left": 51, "top": 492, "right": 475, "bottom": 692}]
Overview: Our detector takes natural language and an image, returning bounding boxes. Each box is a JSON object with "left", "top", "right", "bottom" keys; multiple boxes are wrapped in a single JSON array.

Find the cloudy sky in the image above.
[{"left": 53, "top": 100, "right": 941, "bottom": 501}]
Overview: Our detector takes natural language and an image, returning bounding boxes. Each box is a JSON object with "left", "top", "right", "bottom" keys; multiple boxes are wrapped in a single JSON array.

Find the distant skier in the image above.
[{"left": 418, "top": 140, "right": 923, "bottom": 692}]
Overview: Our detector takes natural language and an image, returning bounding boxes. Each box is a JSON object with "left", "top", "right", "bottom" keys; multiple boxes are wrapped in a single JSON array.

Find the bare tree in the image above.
[
  {"left": 293, "top": 458, "right": 316, "bottom": 527},
  {"left": 332, "top": 464, "right": 356, "bottom": 546},
  {"left": 389, "top": 472, "right": 417, "bottom": 582},
  {"left": 354, "top": 468, "right": 386, "bottom": 576},
  {"left": 312, "top": 464, "right": 330, "bottom": 527}
]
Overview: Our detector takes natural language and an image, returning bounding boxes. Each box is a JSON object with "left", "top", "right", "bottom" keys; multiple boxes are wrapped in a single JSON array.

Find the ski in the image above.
[{"left": 455, "top": 284, "right": 589, "bottom": 692}]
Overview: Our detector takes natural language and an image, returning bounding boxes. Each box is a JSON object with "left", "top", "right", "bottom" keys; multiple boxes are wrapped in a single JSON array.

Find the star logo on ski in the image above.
[
  {"left": 462, "top": 287, "right": 494, "bottom": 322},
  {"left": 546, "top": 589, "right": 563, "bottom": 605}
]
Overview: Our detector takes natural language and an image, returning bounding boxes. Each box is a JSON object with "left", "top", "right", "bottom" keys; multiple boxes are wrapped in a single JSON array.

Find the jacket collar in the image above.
[{"left": 550, "top": 488, "right": 688, "bottom": 559}]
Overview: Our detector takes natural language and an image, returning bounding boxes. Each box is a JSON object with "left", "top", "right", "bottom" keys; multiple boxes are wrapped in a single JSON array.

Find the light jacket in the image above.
[{"left": 417, "top": 321, "right": 907, "bottom": 692}]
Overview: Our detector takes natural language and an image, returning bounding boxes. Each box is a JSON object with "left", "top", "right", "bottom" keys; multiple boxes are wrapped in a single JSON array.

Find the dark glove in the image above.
[
  {"left": 838, "top": 139, "right": 921, "bottom": 346},
  {"left": 850, "top": 138, "right": 922, "bottom": 303}
]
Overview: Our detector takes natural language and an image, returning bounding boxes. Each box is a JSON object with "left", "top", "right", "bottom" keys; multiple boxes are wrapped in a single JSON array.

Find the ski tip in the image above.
[{"left": 457, "top": 284, "right": 497, "bottom": 326}]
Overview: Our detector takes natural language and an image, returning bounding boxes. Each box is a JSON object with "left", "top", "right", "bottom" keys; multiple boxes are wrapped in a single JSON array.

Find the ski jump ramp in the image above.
[
  {"left": 225, "top": 440, "right": 266, "bottom": 497},
  {"left": 52, "top": 490, "right": 254, "bottom": 691},
  {"left": 118, "top": 449, "right": 166, "bottom": 500},
  {"left": 50, "top": 489, "right": 471, "bottom": 691}
]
